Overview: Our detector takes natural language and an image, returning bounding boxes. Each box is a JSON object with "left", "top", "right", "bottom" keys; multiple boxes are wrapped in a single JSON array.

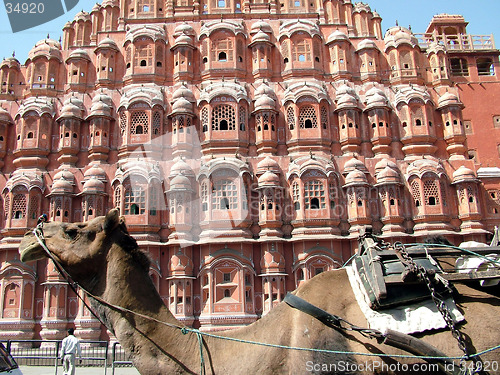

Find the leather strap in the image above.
[{"left": 284, "top": 293, "right": 343, "bottom": 330}]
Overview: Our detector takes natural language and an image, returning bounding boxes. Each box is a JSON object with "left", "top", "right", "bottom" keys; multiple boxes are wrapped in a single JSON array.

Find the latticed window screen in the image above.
[
  {"left": 400, "top": 51, "right": 412, "bottom": 69},
  {"left": 423, "top": 180, "right": 440, "bottom": 205},
  {"left": 299, "top": 106, "right": 318, "bottom": 128},
  {"left": 201, "top": 182, "right": 208, "bottom": 211},
  {"left": 138, "top": 0, "right": 154, "bottom": 13},
  {"left": 12, "top": 194, "right": 26, "bottom": 219},
  {"left": 3, "top": 194, "right": 9, "bottom": 220},
  {"left": 149, "top": 187, "right": 159, "bottom": 215},
  {"left": 440, "top": 181, "right": 447, "bottom": 206},
  {"left": 211, "top": 39, "right": 233, "bottom": 62},
  {"left": 287, "top": 106, "right": 295, "bottom": 130},
  {"left": 176, "top": 0, "right": 191, "bottom": 5},
  {"left": 134, "top": 45, "right": 153, "bottom": 67},
  {"left": 410, "top": 179, "right": 421, "bottom": 206},
  {"left": 119, "top": 112, "right": 127, "bottom": 135},
  {"left": 411, "top": 106, "right": 424, "bottom": 126},
  {"left": 320, "top": 106, "right": 329, "bottom": 129},
  {"left": 313, "top": 40, "right": 321, "bottom": 61},
  {"left": 292, "top": 182, "right": 300, "bottom": 210},
  {"left": 126, "top": 46, "right": 131, "bottom": 65},
  {"left": 124, "top": 186, "right": 146, "bottom": 215},
  {"left": 114, "top": 186, "right": 121, "bottom": 209},
  {"left": 153, "top": 112, "right": 161, "bottom": 135},
  {"left": 281, "top": 41, "right": 290, "bottom": 61},
  {"left": 256, "top": 114, "right": 262, "bottom": 131},
  {"left": 155, "top": 45, "right": 163, "bottom": 65},
  {"left": 201, "top": 107, "right": 209, "bottom": 132},
  {"left": 304, "top": 180, "right": 325, "bottom": 209},
  {"left": 262, "top": 113, "right": 269, "bottom": 130},
  {"left": 211, "top": 104, "right": 235, "bottom": 131},
  {"left": 131, "top": 111, "right": 149, "bottom": 135},
  {"left": 27, "top": 195, "right": 39, "bottom": 220},
  {"left": 239, "top": 107, "right": 246, "bottom": 131},
  {"left": 212, "top": 179, "right": 238, "bottom": 210},
  {"left": 293, "top": 40, "right": 311, "bottom": 62}
]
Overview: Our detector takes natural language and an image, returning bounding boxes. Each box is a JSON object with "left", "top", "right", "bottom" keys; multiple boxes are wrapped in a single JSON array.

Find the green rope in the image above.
[{"left": 179, "top": 326, "right": 500, "bottom": 361}]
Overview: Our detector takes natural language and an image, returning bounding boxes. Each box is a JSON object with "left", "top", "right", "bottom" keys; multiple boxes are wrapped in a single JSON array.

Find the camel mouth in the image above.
[{"left": 19, "top": 239, "right": 47, "bottom": 263}]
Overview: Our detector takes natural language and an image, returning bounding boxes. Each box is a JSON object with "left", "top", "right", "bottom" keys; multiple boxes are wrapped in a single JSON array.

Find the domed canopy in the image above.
[
  {"left": 344, "top": 169, "right": 368, "bottom": 186},
  {"left": 89, "top": 93, "right": 113, "bottom": 118},
  {"left": 0, "top": 107, "right": 13, "bottom": 123},
  {"left": 365, "top": 87, "right": 389, "bottom": 109},
  {"left": 384, "top": 26, "right": 419, "bottom": 51},
  {"left": 327, "top": 29, "right": 350, "bottom": 44},
  {"left": 58, "top": 97, "right": 84, "bottom": 120},
  {"left": 258, "top": 170, "right": 280, "bottom": 186},
  {"left": 1, "top": 56, "right": 20, "bottom": 69},
  {"left": 173, "top": 33, "right": 194, "bottom": 48},
  {"left": 74, "top": 11, "right": 91, "bottom": 22},
  {"left": 255, "top": 82, "right": 275, "bottom": 97},
  {"left": 84, "top": 164, "right": 107, "bottom": 181},
  {"left": 82, "top": 177, "right": 105, "bottom": 193},
  {"left": 67, "top": 49, "right": 91, "bottom": 62},
  {"left": 51, "top": 178, "right": 74, "bottom": 193},
  {"left": 169, "top": 174, "right": 192, "bottom": 191},
  {"left": 172, "top": 84, "right": 196, "bottom": 103},
  {"left": 54, "top": 169, "right": 75, "bottom": 182},
  {"left": 96, "top": 37, "right": 119, "bottom": 52},
  {"left": 374, "top": 158, "right": 398, "bottom": 174},
  {"left": 28, "top": 39, "right": 62, "bottom": 62},
  {"left": 356, "top": 39, "right": 378, "bottom": 52},
  {"left": 170, "top": 251, "right": 193, "bottom": 275},
  {"left": 257, "top": 156, "right": 280, "bottom": 174},
  {"left": 254, "top": 94, "right": 276, "bottom": 112},
  {"left": 336, "top": 92, "right": 358, "bottom": 110},
  {"left": 171, "top": 97, "right": 194, "bottom": 115},
  {"left": 250, "top": 30, "right": 271, "bottom": 45},
  {"left": 376, "top": 166, "right": 401, "bottom": 185},
  {"left": 260, "top": 248, "right": 285, "bottom": 272},
  {"left": 343, "top": 157, "right": 367, "bottom": 175},
  {"left": 170, "top": 159, "right": 195, "bottom": 178},
  {"left": 173, "top": 22, "right": 196, "bottom": 37},
  {"left": 437, "top": 92, "right": 463, "bottom": 109},
  {"left": 250, "top": 20, "right": 273, "bottom": 35},
  {"left": 452, "top": 165, "right": 478, "bottom": 184}
]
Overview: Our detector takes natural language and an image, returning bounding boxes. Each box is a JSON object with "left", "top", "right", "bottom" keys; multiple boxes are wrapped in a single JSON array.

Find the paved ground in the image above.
[{"left": 18, "top": 365, "right": 140, "bottom": 375}]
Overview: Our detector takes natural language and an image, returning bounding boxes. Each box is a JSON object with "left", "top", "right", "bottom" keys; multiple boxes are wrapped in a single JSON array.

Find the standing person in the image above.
[{"left": 59, "top": 328, "right": 82, "bottom": 375}]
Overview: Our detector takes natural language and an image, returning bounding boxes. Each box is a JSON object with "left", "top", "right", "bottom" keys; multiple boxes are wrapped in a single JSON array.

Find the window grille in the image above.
[
  {"left": 450, "top": 58, "right": 468, "bottom": 76},
  {"left": 212, "top": 39, "right": 233, "bottom": 62},
  {"left": 293, "top": 40, "right": 311, "bottom": 62},
  {"left": 201, "top": 107, "right": 209, "bottom": 132},
  {"left": 211, "top": 104, "right": 235, "bottom": 131},
  {"left": 119, "top": 112, "right": 127, "bottom": 135},
  {"left": 410, "top": 179, "right": 421, "bottom": 207},
  {"left": 134, "top": 45, "right": 153, "bottom": 67},
  {"left": 12, "top": 194, "right": 26, "bottom": 219},
  {"left": 114, "top": 186, "right": 121, "bottom": 209},
  {"left": 287, "top": 106, "right": 295, "bottom": 130},
  {"left": 320, "top": 106, "right": 329, "bottom": 129},
  {"left": 239, "top": 107, "right": 246, "bottom": 131},
  {"left": 423, "top": 180, "right": 440, "bottom": 205},
  {"left": 304, "top": 180, "right": 325, "bottom": 209},
  {"left": 3, "top": 194, "right": 9, "bottom": 220},
  {"left": 292, "top": 182, "right": 300, "bottom": 210},
  {"left": 201, "top": 182, "right": 208, "bottom": 211},
  {"left": 299, "top": 105, "right": 318, "bottom": 128},
  {"left": 131, "top": 111, "right": 149, "bottom": 135},
  {"left": 153, "top": 112, "right": 161, "bottom": 135},
  {"left": 212, "top": 179, "right": 238, "bottom": 210},
  {"left": 124, "top": 186, "right": 146, "bottom": 215}
]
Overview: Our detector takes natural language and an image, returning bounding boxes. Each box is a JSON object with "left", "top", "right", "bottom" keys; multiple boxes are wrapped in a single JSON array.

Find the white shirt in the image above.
[{"left": 60, "top": 335, "right": 82, "bottom": 357}]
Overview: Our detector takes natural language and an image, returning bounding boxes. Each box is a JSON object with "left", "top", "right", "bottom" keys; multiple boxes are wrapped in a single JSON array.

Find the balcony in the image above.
[{"left": 415, "top": 33, "right": 496, "bottom": 52}]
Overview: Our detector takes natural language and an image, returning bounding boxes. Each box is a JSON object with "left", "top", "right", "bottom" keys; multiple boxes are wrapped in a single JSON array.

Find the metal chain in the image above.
[{"left": 394, "top": 242, "right": 484, "bottom": 375}]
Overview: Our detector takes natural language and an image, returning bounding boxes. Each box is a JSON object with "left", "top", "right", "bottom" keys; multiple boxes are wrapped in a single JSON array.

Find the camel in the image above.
[{"left": 19, "top": 209, "right": 500, "bottom": 375}]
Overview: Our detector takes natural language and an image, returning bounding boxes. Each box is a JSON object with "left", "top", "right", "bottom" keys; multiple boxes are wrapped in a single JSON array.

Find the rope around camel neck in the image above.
[{"left": 32, "top": 222, "right": 500, "bottom": 373}]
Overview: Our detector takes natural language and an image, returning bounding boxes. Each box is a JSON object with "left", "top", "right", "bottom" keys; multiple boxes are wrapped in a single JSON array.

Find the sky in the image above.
[{"left": 0, "top": 0, "right": 499, "bottom": 63}]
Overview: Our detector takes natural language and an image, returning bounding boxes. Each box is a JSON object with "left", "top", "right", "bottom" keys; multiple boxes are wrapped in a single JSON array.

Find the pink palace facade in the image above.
[{"left": 1, "top": 0, "right": 500, "bottom": 341}]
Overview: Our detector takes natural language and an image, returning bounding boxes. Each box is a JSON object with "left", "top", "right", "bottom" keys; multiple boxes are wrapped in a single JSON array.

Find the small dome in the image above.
[
  {"left": 82, "top": 177, "right": 105, "bottom": 192},
  {"left": 251, "top": 30, "right": 271, "bottom": 44},
  {"left": 437, "top": 92, "right": 463, "bottom": 109},
  {"left": 257, "top": 156, "right": 280, "bottom": 174},
  {"left": 327, "top": 29, "right": 349, "bottom": 44},
  {"left": 384, "top": 26, "right": 419, "bottom": 50},
  {"left": 374, "top": 158, "right": 398, "bottom": 174},
  {"left": 59, "top": 97, "right": 83, "bottom": 119},
  {"left": 172, "top": 84, "right": 196, "bottom": 103},
  {"left": 173, "top": 22, "right": 195, "bottom": 37},
  {"left": 345, "top": 169, "right": 368, "bottom": 185},
  {"left": 255, "top": 82, "right": 275, "bottom": 97},
  {"left": 28, "top": 39, "right": 62, "bottom": 62},
  {"left": 170, "top": 159, "right": 194, "bottom": 177},
  {"left": 92, "top": 91, "right": 113, "bottom": 106},
  {"left": 365, "top": 87, "right": 389, "bottom": 109},
  {"left": 343, "top": 158, "right": 367, "bottom": 174},
  {"left": 336, "top": 84, "right": 356, "bottom": 97},
  {"left": 84, "top": 164, "right": 106, "bottom": 180},
  {"left": 67, "top": 48, "right": 91, "bottom": 61},
  {"left": 101, "top": 0, "right": 119, "bottom": 7},
  {"left": 336, "top": 93, "right": 358, "bottom": 109},
  {"left": 356, "top": 39, "right": 378, "bottom": 51},
  {"left": 169, "top": 174, "right": 192, "bottom": 190},
  {"left": 54, "top": 169, "right": 75, "bottom": 182},
  {"left": 0, "top": 107, "right": 13, "bottom": 123},
  {"left": 372, "top": 10, "right": 381, "bottom": 19},
  {"left": 74, "top": 11, "right": 91, "bottom": 22},
  {"left": 250, "top": 21, "right": 273, "bottom": 34},
  {"left": 173, "top": 33, "right": 194, "bottom": 47},
  {"left": 170, "top": 251, "right": 193, "bottom": 274},
  {"left": 452, "top": 165, "right": 477, "bottom": 183},
  {"left": 97, "top": 37, "right": 119, "bottom": 51},
  {"left": 89, "top": 100, "right": 112, "bottom": 118},
  {"left": 0, "top": 56, "right": 20, "bottom": 69},
  {"left": 91, "top": 3, "right": 101, "bottom": 12},
  {"left": 260, "top": 248, "right": 285, "bottom": 271},
  {"left": 254, "top": 94, "right": 276, "bottom": 111},
  {"left": 376, "top": 166, "right": 400, "bottom": 184},
  {"left": 258, "top": 170, "right": 280, "bottom": 186},
  {"left": 52, "top": 178, "right": 73, "bottom": 193},
  {"left": 171, "top": 97, "right": 193, "bottom": 115}
]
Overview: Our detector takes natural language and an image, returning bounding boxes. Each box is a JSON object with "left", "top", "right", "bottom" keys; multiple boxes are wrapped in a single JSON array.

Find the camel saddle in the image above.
[{"left": 355, "top": 229, "right": 451, "bottom": 310}]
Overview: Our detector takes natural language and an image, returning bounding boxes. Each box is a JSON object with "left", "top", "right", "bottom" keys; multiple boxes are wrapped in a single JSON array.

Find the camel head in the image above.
[{"left": 19, "top": 209, "right": 148, "bottom": 291}]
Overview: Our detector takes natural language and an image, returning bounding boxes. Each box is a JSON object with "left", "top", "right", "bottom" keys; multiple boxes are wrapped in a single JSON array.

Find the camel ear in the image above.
[{"left": 104, "top": 209, "right": 120, "bottom": 234}]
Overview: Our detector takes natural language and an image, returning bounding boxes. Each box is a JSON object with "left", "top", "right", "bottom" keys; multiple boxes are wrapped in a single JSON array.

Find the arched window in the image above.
[
  {"left": 299, "top": 106, "right": 318, "bottom": 129},
  {"left": 134, "top": 45, "right": 153, "bottom": 67},
  {"left": 212, "top": 38, "right": 233, "bottom": 62},
  {"left": 410, "top": 179, "right": 421, "bottom": 208},
  {"left": 201, "top": 107, "right": 209, "bottom": 132},
  {"left": 292, "top": 182, "right": 300, "bottom": 210},
  {"left": 304, "top": 180, "right": 325, "bottom": 209},
  {"left": 12, "top": 194, "right": 26, "bottom": 219},
  {"left": 239, "top": 107, "right": 246, "bottom": 131},
  {"left": 152, "top": 112, "right": 161, "bottom": 135},
  {"left": 287, "top": 106, "right": 295, "bottom": 130},
  {"left": 293, "top": 40, "right": 311, "bottom": 62},
  {"left": 211, "top": 104, "right": 235, "bottom": 131},
  {"left": 201, "top": 182, "right": 208, "bottom": 212},
  {"left": 450, "top": 58, "right": 468, "bottom": 76},
  {"left": 423, "top": 180, "right": 440, "bottom": 206}
]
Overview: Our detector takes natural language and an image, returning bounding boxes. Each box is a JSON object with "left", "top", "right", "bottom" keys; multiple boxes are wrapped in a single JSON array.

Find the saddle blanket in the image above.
[{"left": 346, "top": 264, "right": 465, "bottom": 335}]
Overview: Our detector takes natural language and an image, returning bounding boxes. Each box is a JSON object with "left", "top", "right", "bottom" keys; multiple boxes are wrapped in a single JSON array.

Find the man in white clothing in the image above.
[{"left": 59, "top": 328, "right": 82, "bottom": 375}]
